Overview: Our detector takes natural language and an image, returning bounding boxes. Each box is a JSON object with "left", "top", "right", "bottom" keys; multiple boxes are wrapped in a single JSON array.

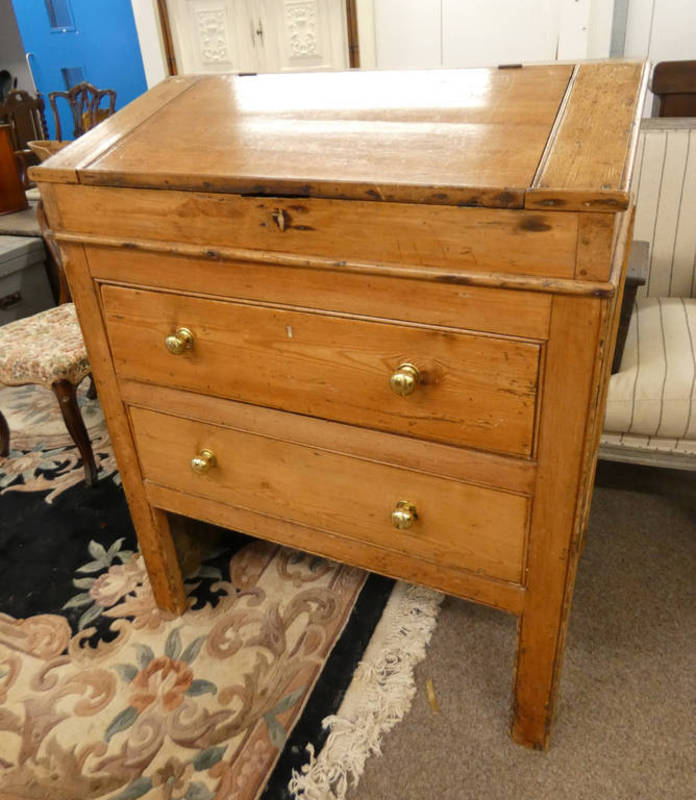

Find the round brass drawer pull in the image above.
[
  {"left": 392, "top": 499, "right": 418, "bottom": 530},
  {"left": 389, "top": 362, "right": 420, "bottom": 397},
  {"left": 165, "top": 327, "right": 194, "bottom": 355},
  {"left": 191, "top": 449, "right": 216, "bottom": 474}
]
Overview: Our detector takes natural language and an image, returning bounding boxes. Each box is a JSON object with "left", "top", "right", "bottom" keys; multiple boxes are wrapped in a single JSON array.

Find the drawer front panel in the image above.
[
  {"left": 103, "top": 285, "right": 541, "bottom": 457},
  {"left": 52, "top": 184, "right": 580, "bottom": 279},
  {"left": 130, "top": 406, "right": 529, "bottom": 584},
  {"left": 87, "top": 247, "right": 553, "bottom": 341}
]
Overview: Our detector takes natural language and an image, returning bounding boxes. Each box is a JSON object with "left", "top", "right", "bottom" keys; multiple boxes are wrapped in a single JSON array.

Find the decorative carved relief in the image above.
[
  {"left": 196, "top": 8, "right": 230, "bottom": 63},
  {"left": 286, "top": 1, "right": 320, "bottom": 58}
]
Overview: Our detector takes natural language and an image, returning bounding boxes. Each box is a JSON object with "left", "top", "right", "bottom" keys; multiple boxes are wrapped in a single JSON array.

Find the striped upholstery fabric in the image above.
[
  {"left": 604, "top": 297, "right": 696, "bottom": 439},
  {"left": 601, "top": 120, "right": 696, "bottom": 467},
  {"left": 632, "top": 120, "right": 696, "bottom": 299},
  {"left": 600, "top": 431, "right": 696, "bottom": 461}
]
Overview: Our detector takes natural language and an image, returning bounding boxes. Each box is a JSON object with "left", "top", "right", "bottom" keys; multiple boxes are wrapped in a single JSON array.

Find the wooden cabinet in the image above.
[{"left": 31, "top": 61, "right": 648, "bottom": 750}]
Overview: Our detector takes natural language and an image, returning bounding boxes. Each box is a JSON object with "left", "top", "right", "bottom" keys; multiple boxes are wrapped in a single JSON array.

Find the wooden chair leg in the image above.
[
  {"left": 0, "top": 408, "right": 9, "bottom": 457},
  {"left": 52, "top": 379, "right": 98, "bottom": 486}
]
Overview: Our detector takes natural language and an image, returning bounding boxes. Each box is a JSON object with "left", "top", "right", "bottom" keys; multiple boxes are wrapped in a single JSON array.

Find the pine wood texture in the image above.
[
  {"left": 36, "top": 67, "right": 572, "bottom": 206},
  {"left": 87, "top": 247, "right": 553, "bottom": 340},
  {"left": 28, "top": 77, "right": 197, "bottom": 184},
  {"left": 51, "top": 185, "right": 580, "bottom": 280},
  {"left": 120, "top": 380, "right": 538, "bottom": 497},
  {"left": 146, "top": 483, "right": 527, "bottom": 615},
  {"left": 50, "top": 238, "right": 187, "bottom": 614},
  {"left": 512, "top": 294, "right": 603, "bottom": 749},
  {"left": 31, "top": 63, "right": 645, "bottom": 212},
  {"left": 34, "top": 61, "right": 646, "bottom": 751},
  {"left": 61, "top": 231, "right": 618, "bottom": 297},
  {"left": 129, "top": 406, "right": 530, "bottom": 584},
  {"left": 102, "top": 284, "right": 541, "bottom": 457},
  {"left": 528, "top": 62, "right": 650, "bottom": 212}
]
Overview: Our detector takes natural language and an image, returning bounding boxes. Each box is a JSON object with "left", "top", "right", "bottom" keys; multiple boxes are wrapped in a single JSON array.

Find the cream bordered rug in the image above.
[{"left": 0, "top": 383, "right": 442, "bottom": 800}]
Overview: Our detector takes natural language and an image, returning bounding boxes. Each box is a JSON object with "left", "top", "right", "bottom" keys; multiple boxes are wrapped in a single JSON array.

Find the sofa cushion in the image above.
[{"left": 605, "top": 297, "right": 696, "bottom": 439}]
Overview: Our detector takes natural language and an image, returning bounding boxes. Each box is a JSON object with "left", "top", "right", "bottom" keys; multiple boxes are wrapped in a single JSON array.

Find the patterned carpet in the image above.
[{"left": 0, "top": 383, "right": 403, "bottom": 800}]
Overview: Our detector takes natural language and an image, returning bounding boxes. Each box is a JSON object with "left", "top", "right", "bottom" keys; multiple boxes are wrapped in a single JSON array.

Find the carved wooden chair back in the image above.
[
  {"left": 0, "top": 90, "right": 49, "bottom": 187},
  {"left": 48, "top": 82, "right": 116, "bottom": 141},
  {"left": 0, "top": 89, "right": 48, "bottom": 150}
]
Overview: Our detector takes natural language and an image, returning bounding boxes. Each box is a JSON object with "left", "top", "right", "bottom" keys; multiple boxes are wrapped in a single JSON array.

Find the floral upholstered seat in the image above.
[
  {"left": 0, "top": 303, "right": 90, "bottom": 388},
  {"left": 0, "top": 302, "right": 97, "bottom": 485}
]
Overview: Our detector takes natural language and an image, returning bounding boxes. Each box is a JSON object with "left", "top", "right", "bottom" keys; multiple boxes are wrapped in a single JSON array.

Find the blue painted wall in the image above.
[{"left": 11, "top": 0, "right": 147, "bottom": 139}]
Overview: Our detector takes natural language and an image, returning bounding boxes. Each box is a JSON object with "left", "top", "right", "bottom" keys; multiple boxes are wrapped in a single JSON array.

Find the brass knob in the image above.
[
  {"left": 391, "top": 500, "right": 418, "bottom": 530},
  {"left": 165, "top": 327, "right": 194, "bottom": 355},
  {"left": 191, "top": 449, "right": 216, "bottom": 474},
  {"left": 389, "top": 363, "right": 420, "bottom": 397}
]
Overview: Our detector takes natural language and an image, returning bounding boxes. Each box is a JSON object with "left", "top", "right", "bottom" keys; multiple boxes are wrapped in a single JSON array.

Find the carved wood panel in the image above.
[{"left": 167, "top": 0, "right": 347, "bottom": 74}]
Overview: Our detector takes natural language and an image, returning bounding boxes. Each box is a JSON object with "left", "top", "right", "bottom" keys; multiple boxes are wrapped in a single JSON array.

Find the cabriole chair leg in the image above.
[
  {"left": 52, "top": 379, "right": 98, "bottom": 486},
  {"left": 0, "top": 408, "right": 9, "bottom": 457}
]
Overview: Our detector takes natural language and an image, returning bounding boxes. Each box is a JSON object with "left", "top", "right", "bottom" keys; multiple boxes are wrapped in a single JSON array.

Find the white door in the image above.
[
  {"left": 372, "top": 0, "right": 613, "bottom": 70},
  {"left": 441, "top": 0, "right": 561, "bottom": 67},
  {"left": 167, "top": 0, "right": 348, "bottom": 74}
]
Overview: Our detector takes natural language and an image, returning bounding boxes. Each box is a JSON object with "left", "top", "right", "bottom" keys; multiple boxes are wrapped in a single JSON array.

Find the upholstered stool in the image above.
[{"left": 0, "top": 302, "right": 97, "bottom": 484}]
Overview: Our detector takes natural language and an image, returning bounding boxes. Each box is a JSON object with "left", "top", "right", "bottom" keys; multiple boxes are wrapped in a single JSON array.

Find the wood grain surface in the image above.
[
  {"left": 32, "top": 61, "right": 645, "bottom": 750},
  {"left": 54, "top": 240, "right": 187, "bottom": 614},
  {"left": 56, "top": 230, "right": 619, "bottom": 296},
  {"left": 528, "top": 61, "right": 650, "bottom": 212},
  {"left": 146, "top": 483, "right": 527, "bottom": 614},
  {"left": 28, "top": 77, "right": 198, "bottom": 185},
  {"left": 511, "top": 293, "right": 604, "bottom": 750},
  {"left": 87, "top": 247, "right": 553, "bottom": 340},
  {"left": 121, "top": 380, "right": 538, "bottom": 496},
  {"left": 51, "top": 185, "right": 580, "bottom": 279},
  {"left": 103, "top": 284, "right": 541, "bottom": 457},
  {"left": 66, "top": 67, "right": 572, "bottom": 207},
  {"left": 30, "top": 64, "right": 647, "bottom": 211},
  {"left": 130, "top": 406, "right": 530, "bottom": 584}
]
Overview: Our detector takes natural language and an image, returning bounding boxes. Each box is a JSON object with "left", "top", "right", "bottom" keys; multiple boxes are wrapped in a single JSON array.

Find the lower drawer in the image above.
[{"left": 129, "top": 406, "right": 530, "bottom": 584}]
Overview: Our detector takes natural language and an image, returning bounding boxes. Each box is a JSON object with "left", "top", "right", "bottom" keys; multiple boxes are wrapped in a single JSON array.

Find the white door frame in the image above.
[
  {"left": 131, "top": 0, "right": 169, "bottom": 87},
  {"left": 355, "top": 0, "right": 376, "bottom": 67}
]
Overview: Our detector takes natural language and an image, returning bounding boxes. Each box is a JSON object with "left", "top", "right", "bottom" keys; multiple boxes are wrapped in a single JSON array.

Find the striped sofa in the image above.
[{"left": 601, "top": 118, "right": 696, "bottom": 469}]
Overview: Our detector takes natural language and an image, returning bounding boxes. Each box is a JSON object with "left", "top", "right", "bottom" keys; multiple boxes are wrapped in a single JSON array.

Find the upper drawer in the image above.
[
  {"left": 101, "top": 285, "right": 541, "bottom": 457},
  {"left": 49, "top": 184, "right": 583, "bottom": 279}
]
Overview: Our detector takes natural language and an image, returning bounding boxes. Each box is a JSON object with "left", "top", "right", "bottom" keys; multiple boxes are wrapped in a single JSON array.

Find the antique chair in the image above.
[
  {"left": 0, "top": 201, "right": 98, "bottom": 485},
  {"left": 0, "top": 305, "right": 97, "bottom": 485},
  {"left": 600, "top": 117, "right": 696, "bottom": 469},
  {"left": 651, "top": 60, "right": 696, "bottom": 117},
  {"left": 0, "top": 89, "right": 48, "bottom": 187},
  {"left": 48, "top": 82, "right": 116, "bottom": 141}
]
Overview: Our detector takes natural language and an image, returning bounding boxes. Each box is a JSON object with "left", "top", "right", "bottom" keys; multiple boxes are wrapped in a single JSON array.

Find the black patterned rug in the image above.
[{"left": 0, "top": 383, "right": 407, "bottom": 800}]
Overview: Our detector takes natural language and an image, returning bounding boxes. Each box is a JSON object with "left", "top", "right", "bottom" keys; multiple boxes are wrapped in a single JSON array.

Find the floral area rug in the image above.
[{"left": 0, "top": 384, "right": 396, "bottom": 800}]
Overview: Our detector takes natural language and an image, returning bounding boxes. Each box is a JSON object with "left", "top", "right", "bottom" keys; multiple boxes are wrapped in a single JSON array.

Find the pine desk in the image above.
[{"left": 31, "top": 61, "right": 648, "bottom": 749}]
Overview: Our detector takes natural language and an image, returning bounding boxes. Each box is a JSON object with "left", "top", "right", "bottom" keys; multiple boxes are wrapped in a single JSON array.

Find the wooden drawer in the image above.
[
  {"left": 129, "top": 406, "right": 530, "bottom": 584},
  {"left": 103, "top": 284, "right": 541, "bottom": 457}
]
